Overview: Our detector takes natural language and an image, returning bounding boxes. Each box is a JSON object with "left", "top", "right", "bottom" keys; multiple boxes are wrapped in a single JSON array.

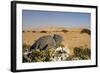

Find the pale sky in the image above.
[{"left": 22, "top": 10, "right": 91, "bottom": 30}]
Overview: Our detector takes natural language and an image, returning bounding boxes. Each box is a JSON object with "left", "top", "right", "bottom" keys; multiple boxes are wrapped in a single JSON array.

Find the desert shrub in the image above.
[
  {"left": 82, "top": 48, "right": 91, "bottom": 58},
  {"left": 74, "top": 47, "right": 83, "bottom": 57},
  {"left": 32, "top": 31, "right": 36, "bottom": 33},
  {"left": 73, "top": 47, "right": 91, "bottom": 60},
  {"left": 30, "top": 49, "right": 47, "bottom": 62},
  {"left": 80, "top": 29, "right": 91, "bottom": 35},
  {"left": 40, "top": 30, "right": 47, "bottom": 33},
  {"left": 61, "top": 29, "right": 68, "bottom": 33},
  {"left": 79, "top": 55, "right": 90, "bottom": 60},
  {"left": 22, "top": 31, "right": 25, "bottom": 33},
  {"left": 23, "top": 44, "right": 91, "bottom": 62},
  {"left": 45, "top": 48, "right": 55, "bottom": 61},
  {"left": 27, "top": 48, "right": 55, "bottom": 62}
]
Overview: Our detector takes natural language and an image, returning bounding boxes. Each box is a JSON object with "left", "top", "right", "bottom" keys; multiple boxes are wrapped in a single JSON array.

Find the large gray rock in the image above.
[{"left": 30, "top": 34, "right": 63, "bottom": 51}]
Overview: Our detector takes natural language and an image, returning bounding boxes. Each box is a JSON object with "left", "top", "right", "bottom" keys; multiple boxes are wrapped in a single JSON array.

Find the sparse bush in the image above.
[
  {"left": 61, "top": 29, "right": 68, "bottom": 33},
  {"left": 40, "top": 30, "right": 47, "bottom": 33},
  {"left": 25, "top": 48, "right": 55, "bottom": 62},
  {"left": 32, "top": 31, "right": 36, "bottom": 33},
  {"left": 74, "top": 47, "right": 83, "bottom": 57},
  {"left": 23, "top": 43, "right": 91, "bottom": 63},
  {"left": 31, "top": 50, "right": 47, "bottom": 62},
  {"left": 80, "top": 29, "right": 91, "bottom": 35},
  {"left": 22, "top": 31, "right": 25, "bottom": 33},
  {"left": 73, "top": 47, "right": 91, "bottom": 60},
  {"left": 83, "top": 48, "right": 91, "bottom": 58}
]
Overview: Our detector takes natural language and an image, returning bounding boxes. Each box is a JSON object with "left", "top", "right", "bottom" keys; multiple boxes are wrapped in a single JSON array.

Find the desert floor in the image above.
[{"left": 22, "top": 27, "right": 91, "bottom": 55}]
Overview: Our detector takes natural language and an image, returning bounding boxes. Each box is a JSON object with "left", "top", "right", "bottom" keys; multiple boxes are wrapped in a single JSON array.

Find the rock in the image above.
[{"left": 30, "top": 34, "right": 63, "bottom": 51}]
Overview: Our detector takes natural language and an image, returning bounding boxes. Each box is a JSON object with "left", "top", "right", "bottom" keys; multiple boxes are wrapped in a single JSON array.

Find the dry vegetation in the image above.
[
  {"left": 80, "top": 28, "right": 91, "bottom": 35},
  {"left": 22, "top": 28, "right": 91, "bottom": 62},
  {"left": 61, "top": 29, "right": 68, "bottom": 33},
  {"left": 40, "top": 30, "right": 47, "bottom": 33}
]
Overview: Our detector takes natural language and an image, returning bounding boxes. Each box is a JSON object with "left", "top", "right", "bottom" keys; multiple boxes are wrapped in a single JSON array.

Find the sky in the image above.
[{"left": 22, "top": 10, "right": 91, "bottom": 30}]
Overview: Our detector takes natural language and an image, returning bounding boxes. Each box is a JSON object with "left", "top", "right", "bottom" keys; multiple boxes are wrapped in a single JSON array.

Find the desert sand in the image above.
[{"left": 22, "top": 27, "right": 91, "bottom": 55}]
